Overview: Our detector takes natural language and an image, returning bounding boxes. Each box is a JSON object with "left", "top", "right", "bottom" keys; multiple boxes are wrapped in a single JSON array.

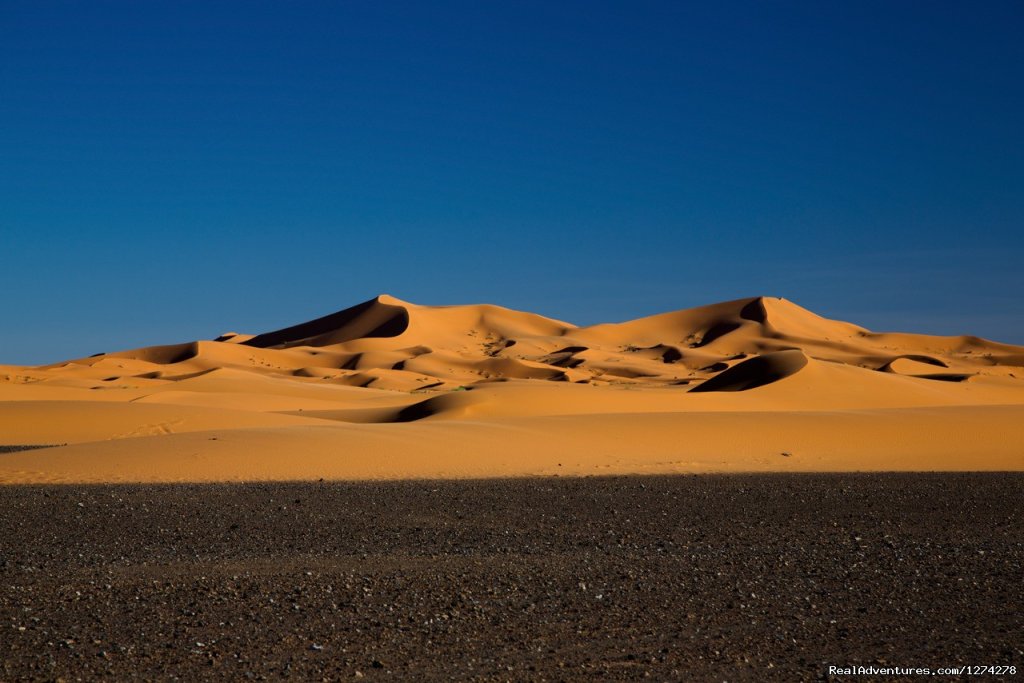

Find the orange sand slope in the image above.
[{"left": 2, "top": 294, "right": 1023, "bottom": 482}]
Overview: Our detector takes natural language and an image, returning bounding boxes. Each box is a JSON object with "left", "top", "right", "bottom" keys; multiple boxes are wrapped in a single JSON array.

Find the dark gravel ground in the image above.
[
  {"left": 0, "top": 474, "right": 1021, "bottom": 681},
  {"left": 0, "top": 445, "right": 60, "bottom": 454}
]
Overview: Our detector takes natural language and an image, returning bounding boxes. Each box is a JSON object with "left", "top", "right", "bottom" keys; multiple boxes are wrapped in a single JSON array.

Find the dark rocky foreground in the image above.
[{"left": 0, "top": 474, "right": 1021, "bottom": 681}]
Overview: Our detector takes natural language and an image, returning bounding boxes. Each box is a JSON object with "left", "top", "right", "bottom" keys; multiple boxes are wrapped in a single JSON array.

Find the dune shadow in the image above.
[
  {"left": 244, "top": 298, "right": 410, "bottom": 349},
  {"left": 690, "top": 350, "right": 807, "bottom": 393}
]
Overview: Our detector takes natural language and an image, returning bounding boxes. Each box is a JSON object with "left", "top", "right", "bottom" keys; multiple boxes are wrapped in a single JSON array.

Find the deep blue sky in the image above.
[{"left": 2, "top": 1, "right": 1022, "bottom": 364}]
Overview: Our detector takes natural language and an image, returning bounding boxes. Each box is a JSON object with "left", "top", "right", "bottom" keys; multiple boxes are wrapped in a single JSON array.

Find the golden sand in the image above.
[{"left": 2, "top": 295, "right": 1022, "bottom": 482}]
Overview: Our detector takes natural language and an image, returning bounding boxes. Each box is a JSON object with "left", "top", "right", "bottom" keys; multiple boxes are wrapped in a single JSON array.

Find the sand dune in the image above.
[{"left": 2, "top": 294, "right": 1022, "bottom": 482}]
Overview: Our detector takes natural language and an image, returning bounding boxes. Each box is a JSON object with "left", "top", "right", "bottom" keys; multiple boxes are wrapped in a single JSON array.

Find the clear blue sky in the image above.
[{"left": 2, "top": 1, "right": 1022, "bottom": 364}]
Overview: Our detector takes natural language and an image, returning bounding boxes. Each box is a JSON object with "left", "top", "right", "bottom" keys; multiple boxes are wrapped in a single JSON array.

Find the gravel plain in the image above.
[{"left": 1, "top": 473, "right": 1021, "bottom": 681}]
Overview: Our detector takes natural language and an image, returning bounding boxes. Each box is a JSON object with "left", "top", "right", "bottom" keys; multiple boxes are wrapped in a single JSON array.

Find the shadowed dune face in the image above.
[
  {"left": 105, "top": 342, "right": 201, "bottom": 365},
  {"left": 689, "top": 350, "right": 808, "bottom": 393},
  {"left": 244, "top": 296, "right": 411, "bottom": 349},
  {"left": 2, "top": 293, "right": 1024, "bottom": 482}
]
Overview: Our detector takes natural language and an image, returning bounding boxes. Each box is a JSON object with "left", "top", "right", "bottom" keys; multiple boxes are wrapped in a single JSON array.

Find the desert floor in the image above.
[{"left": 2, "top": 474, "right": 1020, "bottom": 681}]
